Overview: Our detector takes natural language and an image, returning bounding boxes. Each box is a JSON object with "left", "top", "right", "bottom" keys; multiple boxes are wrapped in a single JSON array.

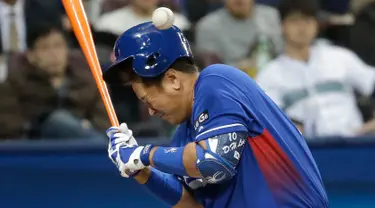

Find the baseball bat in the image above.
[{"left": 62, "top": 0, "right": 119, "bottom": 127}]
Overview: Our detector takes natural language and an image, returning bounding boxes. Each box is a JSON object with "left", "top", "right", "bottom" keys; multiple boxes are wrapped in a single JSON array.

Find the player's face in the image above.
[
  {"left": 131, "top": 70, "right": 193, "bottom": 125},
  {"left": 226, "top": 0, "right": 253, "bottom": 18},
  {"left": 26, "top": 30, "right": 68, "bottom": 76},
  {"left": 282, "top": 12, "right": 318, "bottom": 47},
  {"left": 132, "top": 0, "right": 158, "bottom": 10}
]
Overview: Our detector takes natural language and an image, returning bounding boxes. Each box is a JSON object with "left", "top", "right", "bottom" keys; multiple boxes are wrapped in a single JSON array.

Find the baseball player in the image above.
[{"left": 103, "top": 22, "right": 329, "bottom": 208}]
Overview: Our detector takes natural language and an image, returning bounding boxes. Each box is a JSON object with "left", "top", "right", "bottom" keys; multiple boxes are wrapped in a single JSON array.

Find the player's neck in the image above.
[
  {"left": 188, "top": 72, "right": 199, "bottom": 114},
  {"left": 285, "top": 44, "right": 310, "bottom": 62}
]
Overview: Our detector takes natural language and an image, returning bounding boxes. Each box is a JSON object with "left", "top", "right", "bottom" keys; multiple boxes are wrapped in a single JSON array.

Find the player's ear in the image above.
[{"left": 164, "top": 68, "right": 180, "bottom": 90}]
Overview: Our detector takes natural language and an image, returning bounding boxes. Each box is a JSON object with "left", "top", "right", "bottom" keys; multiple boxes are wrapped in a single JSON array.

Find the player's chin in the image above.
[{"left": 161, "top": 115, "right": 184, "bottom": 125}]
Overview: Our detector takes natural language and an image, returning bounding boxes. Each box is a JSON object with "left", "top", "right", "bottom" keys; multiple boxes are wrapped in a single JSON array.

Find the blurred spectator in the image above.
[
  {"left": 348, "top": 0, "right": 375, "bottom": 66},
  {"left": 318, "top": 0, "right": 354, "bottom": 47},
  {"left": 320, "top": 0, "right": 351, "bottom": 14},
  {"left": 0, "top": 0, "right": 25, "bottom": 53},
  {"left": 351, "top": 0, "right": 375, "bottom": 14},
  {"left": 82, "top": 0, "right": 104, "bottom": 23},
  {"left": 185, "top": 0, "right": 223, "bottom": 24},
  {"left": 0, "top": 52, "right": 6, "bottom": 82},
  {"left": 82, "top": 30, "right": 118, "bottom": 66},
  {"left": 346, "top": 0, "right": 375, "bottom": 123},
  {"left": 0, "top": 23, "right": 109, "bottom": 140},
  {"left": 94, "top": 0, "right": 190, "bottom": 36},
  {"left": 195, "top": 0, "right": 282, "bottom": 78},
  {"left": 0, "top": 80, "right": 23, "bottom": 139},
  {"left": 101, "top": 0, "right": 129, "bottom": 14},
  {"left": 0, "top": 0, "right": 65, "bottom": 54},
  {"left": 256, "top": 0, "right": 375, "bottom": 138},
  {"left": 0, "top": 0, "right": 65, "bottom": 83}
]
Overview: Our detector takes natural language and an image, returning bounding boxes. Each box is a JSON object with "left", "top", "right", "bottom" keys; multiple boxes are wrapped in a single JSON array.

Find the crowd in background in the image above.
[{"left": 1, "top": 0, "right": 375, "bottom": 141}]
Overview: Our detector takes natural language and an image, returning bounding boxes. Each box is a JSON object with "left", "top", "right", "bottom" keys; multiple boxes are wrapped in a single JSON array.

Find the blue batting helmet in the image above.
[{"left": 103, "top": 22, "right": 194, "bottom": 85}]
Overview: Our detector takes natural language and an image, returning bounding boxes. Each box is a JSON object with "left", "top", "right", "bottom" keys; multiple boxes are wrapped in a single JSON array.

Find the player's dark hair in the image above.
[
  {"left": 278, "top": 0, "right": 319, "bottom": 21},
  {"left": 124, "top": 57, "right": 198, "bottom": 87},
  {"left": 27, "top": 22, "right": 66, "bottom": 50}
]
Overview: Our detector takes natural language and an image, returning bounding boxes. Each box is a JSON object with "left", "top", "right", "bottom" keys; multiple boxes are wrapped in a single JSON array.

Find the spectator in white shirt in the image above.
[
  {"left": 94, "top": 0, "right": 190, "bottom": 36},
  {"left": 256, "top": 0, "right": 375, "bottom": 138}
]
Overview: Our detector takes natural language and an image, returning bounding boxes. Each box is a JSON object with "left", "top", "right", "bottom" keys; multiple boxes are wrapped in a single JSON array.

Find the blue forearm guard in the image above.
[{"left": 151, "top": 146, "right": 188, "bottom": 176}]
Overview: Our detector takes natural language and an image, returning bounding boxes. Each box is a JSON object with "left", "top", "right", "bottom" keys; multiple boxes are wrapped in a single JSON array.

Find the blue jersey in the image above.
[{"left": 170, "top": 64, "right": 329, "bottom": 208}]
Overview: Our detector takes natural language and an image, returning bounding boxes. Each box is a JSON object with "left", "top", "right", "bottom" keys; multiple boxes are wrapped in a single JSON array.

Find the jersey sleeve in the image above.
[
  {"left": 343, "top": 49, "right": 375, "bottom": 96},
  {"left": 192, "top": 75, "right": 249, "bottom": 142}
]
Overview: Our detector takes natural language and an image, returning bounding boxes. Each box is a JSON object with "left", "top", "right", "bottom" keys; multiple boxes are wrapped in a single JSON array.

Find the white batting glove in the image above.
[
  {"left": 106, "top": 123, "right": 137, "bottom": 167},
  {"left": 106, "top": 123, "right": 138, "bottom": 146},
  {"left": 109, "top": 143, "right": 147, "bottom": 178},
  {"left": 106, "top": 123, "right": 153, "bottom": 178}
]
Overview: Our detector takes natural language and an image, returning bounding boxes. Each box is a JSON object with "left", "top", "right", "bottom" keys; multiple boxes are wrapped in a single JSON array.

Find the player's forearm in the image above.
[
  {"left": 134, "top": 167, "right": 201, "bottom": 207},
  {"left": 133, "top": 166, "right": 152, "bottom": 184},
  {"left": 140, "top": 132, "right": 246, "bottom": 184}
]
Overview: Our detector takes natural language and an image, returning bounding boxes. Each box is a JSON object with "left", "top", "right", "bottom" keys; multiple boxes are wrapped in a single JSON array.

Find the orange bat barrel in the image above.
[{"left": 62, "top": 0, "right": 119, "bottom": 127}]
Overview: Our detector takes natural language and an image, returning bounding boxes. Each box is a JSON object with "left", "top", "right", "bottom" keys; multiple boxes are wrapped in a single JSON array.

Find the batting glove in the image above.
[{"left": 106, "top": 123, "right": 154, "bottom": 178}]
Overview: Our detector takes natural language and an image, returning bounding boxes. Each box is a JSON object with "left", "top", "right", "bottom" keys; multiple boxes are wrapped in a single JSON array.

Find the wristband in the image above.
[{"left": 140, "top": 144, "right": 154, "bottom": 166}]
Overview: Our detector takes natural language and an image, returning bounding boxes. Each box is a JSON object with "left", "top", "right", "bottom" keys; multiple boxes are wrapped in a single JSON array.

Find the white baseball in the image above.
[{"left": 152, "top": 7, "right": 175, "bottom": 30}]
